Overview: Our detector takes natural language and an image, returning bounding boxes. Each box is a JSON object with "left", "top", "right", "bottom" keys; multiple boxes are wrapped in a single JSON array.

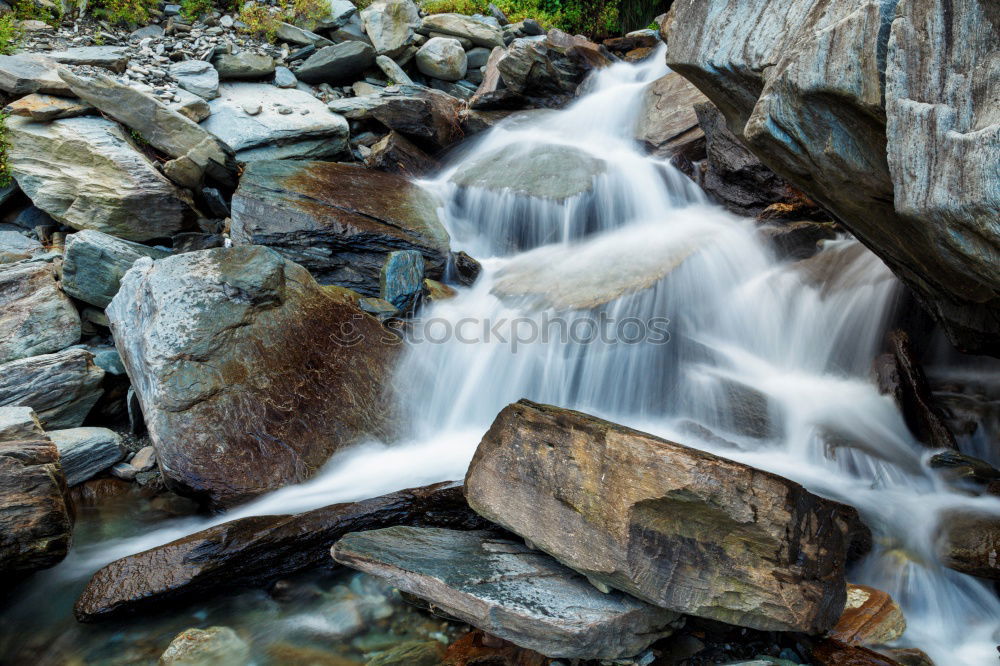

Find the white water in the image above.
[{"left": 53, "top": 48, "right": 1000, "bottom": 664}]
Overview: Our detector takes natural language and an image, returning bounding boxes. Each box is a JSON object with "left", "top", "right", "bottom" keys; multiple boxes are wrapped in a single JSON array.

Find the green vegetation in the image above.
[
  {"left": 237, "top": 1, "right": 280, "bottom": 41},
  {"left": 0, "top": 112, "right": 12, "bottom": 189},
  {"left": 89, "top": 0, "right": 160, "bottom": 25},
  {"left": 180, "top": 0, "right": 214, "bottom": 21},
  {"left": 0, "top": 12, "right": 22, "bottom": 55},
  {"left": 417, "top": 0, "right": 666, "bottom": 37},
  {"left": 11, "top": 0, "right": 60, "bottom": 26}
]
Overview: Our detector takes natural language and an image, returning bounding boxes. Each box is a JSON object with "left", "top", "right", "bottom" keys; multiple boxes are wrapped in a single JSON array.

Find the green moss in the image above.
[{"left": 0, "top": 12, "right": 22, "bottom": 55}]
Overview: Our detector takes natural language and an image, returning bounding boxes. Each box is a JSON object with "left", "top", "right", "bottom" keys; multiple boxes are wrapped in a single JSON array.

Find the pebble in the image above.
[{"left": 242, "top": 103, "right": 262, "bottom": 115}]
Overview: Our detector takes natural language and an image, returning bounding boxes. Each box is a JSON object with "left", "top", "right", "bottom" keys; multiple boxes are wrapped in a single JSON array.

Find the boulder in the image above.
[
  {"left": 333, "top": 527, "right": 683, "bottom": 659},
  {"left": 634, "top": 71, "right": 707, "bottom": 158},
  {"left": 296, "top": 41, "right": 376, "bottom": 83},
  {"left": 366, "top": 84, "right": 463, "bottom": 149},
  {"left": 664, "top": 0, "right": 1000, "bottom": 355},
  {"left": 230, "top": 160, "right": 450, "bottom": 296},
  {"left": 212, "top": 52, "right": 275, "bottom": 80},
  {"left": 420, "top": 13, "right": 503, "bottom": 48},
  {"left": 416, "top": 37, "right": 467, "bottom": 81},
  {"left": 829, "top": 584, "right": 906, "bottom": 647},
  {"left": 45, "top": 46, "right": 128, "bottom": 73},
  {"left": 167, "top": 88, "right": 211, "bottom": 122},
  {"left": 159, "top": 627, "right": 250, "bottom": 666},
  {"left": 938, "top": 510, "right": 1000, "bottom": 580},
  {"left": 0, "top": 54, "right": 72, "bottom": 95},
  {"left": 469, "top": 45, "right": 525, "bottom": 110},
  {"left": 0, "top": 261, "right": 80, "bottom": 364},
  {"left": 62, "top": 229, "right": 169, "bottom": 308},
  {"left": 74, "top": 482, "right": 485, "bottom": 620},
  {"left": 275, "top": 22, "right": 332, "bottom": 47},
  {"left": 496, "top": 33, "right": 610, "bottom": 103},
  {"left": 202, "top": 83, "right": 350, "bottom": 161},
  {"left": 272, "top": 65, "right": 296, "bottom": 88},
  {"left": 0, "top": 407, "right": 73, "bottom": 576},
  {"left": 450, "top": 144, "right": 605, "bottom": 200},
  {"left": 48, "top": 427, "right": 124, "bottom": 486},
  {"left": 3, "top": 93, "right": 93, "bottom": 121},
  {"left": 58, "top": 68, "right": 237, "bottom": 188},
  {"left": 105, "top": 246, "right": 399, "bottom": 507},
  {"left": 465, "top": 400, "right": 861, "bottom": 633},
  {"left": 6, "top": 115, "right": 193, "bottom": 242},
  {"left": 360, "top": 0, "right": 420, "bottom": 57},
  {"left": 314, "top": 0, "right": 356, "bottom": 29},
  {"left": 169, "top": 59, "right": 220, "bottom": 100},
  {"left": 0, "top": 348, "right": 105, "bottom": 429},
  {"left": 364, "top": 130, "right": 439, "bottom": 176}
]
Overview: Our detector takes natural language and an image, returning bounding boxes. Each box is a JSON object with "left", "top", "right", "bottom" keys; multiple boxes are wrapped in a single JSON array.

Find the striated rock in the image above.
[
  {"left": 212, "top": 52, "right": 275, "bottom": 80},
  {"left": 74, "top": 482, "right": 484, "bottom": 620},
  {"left": 0, "top": 231, "right": 44, "bottom": 264},
  {"left": 420, "top": 13, "right": 502, "bottom": 48},
  {"left": 169, "top": 59, "right": 220, "bottom": 100},
  {"left": 938, "top": 509, "right": 1000, "bottom": 580},
  {"left": 0, "top": 261, "right": 80, "bottom": 364},
  {"left": 664, "top": 0, "right": 1000, "bottom": 355},
  {"left": 333, "top": 527, "right": 682, "bottom": 659},
  {"left": 379, "top": 249, "right": 423, "bottom": 310},
  {"left": 469, "top": 46, "right": 524, "bottom": 110},
  {"left": 0, "top": 406, "right": 73, "bottom": 576},
  {"left": 45, "top": 46, "right": 128, "bottom": 73},
  {"left": 465, "top": 400, "right": 860, "bottom": 633},
  {"left": 364, "top": 130, "right": 439, "bottom": 176},
  {"left": 830, "top": 584, "right": 906, "bottom": 646},
  {"left": 202, "top": 83, "right": 349, "bottom": 161},
  {"left": 0, "top": 348, "right": 105, "bottom": 428},
  {"left": 106, "top": 246, "right": 398, "bottom": 507},
  {"left": 6, "top": 115, "right": 193, "bottom": 242},
  {"left": 416, "top": 37, "right": 467, "bottom": 81},
  {"left": 3, "top": 93, "right": 93, "bottom": 121},
  {"left": 451, "top": 144, "right": 604, "bottom": 200},
  {"left": 48, "top": 427, "right": 124, "bottom": 486},
  {"left": 0, "top": 54, "right": 72, "bottom": 95},
  {"left": 634, "top": 71, "right": 707, "bottom": 158},
  {"left": 231, "top": 160, "right": 450, "bottom": 296},
  {"left": 59, "top": 68, "right": 237, "bottom": 188},
  {"left": 159, "top": 626, "right": 250, "bottom": 666},
  {"left": 315, "top": 0, "right": 356, "bottom": 29},
  {"left": 495, "top": 32, "right": 611, "bottom": 104},
  {"left": 296, "top": 41, "right": 376, "bottom": 84},
  {"left": 361, "top": 0, "right": 420, "bottom": 57},
  {"left": 62, "top": 229, "right": 169, "bottom": 308}
]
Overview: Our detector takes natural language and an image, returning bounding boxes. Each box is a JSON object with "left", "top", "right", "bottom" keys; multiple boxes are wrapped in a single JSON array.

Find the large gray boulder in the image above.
[
  {"left": 634, "top": 71, "right": 707, "bottom": 158},
  {"left": 333, "top": 527, "right": 683, "bottom": 659},
  {"left": 45, "top": 46, "right": 129, "bottom": 73},
  {"left": 296, "top": 41, "right": 376, "bottom": 84},
  {"left": 420, "top": 13, "right": 503, "bottom": 48},
  {"left": 212, "top": 52, "right": 275, "bottom": 80},
  {"left": 6, "top": 115, "right": 194, "bottom": 242},
  {"left": 465, "top": 400, "right": 863, "bottom": 633},
  {"left": 106, "top": 246, "right": 399, "bottom": 508},
  {"left": 0, "top": 348, "right": 105, "bottom": 429},
  {"left": 0, "top": 54, "right": 72, "bottom": 95},
  {"left": 62, "top": 229, "right": 170, "bottom": 308},
  {"left": 360, "top": 0, "right": 421, "bottom": 57},
  {"left": 48, "top": 427, "right": 124, "bottom": 486},
  {"left": 202, "top": 83, "right": 349, "bottom": 161},
  {"left": 230, "top": 160, "right": 450, "bottom": 296},
  {"left": 0, "top": 262, "right": 80, "bottom": 364},
  {"left": 664, "top": 0, "right": 1000, "bottom": 355},
  {"left": 415, "top": 37, "right": 467, "bottom": 82},
  {"left": 169, "top": 59, "right": 220, "bottom": 100}
]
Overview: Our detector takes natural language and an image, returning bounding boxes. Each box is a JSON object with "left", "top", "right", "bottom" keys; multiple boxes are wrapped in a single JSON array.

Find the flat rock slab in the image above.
[
  {"left": 48, "top": 427, "right": 124, "bottom": 487},
  {"left": 333, "top": 526, "right": 682, "bottom": 659},
  {"left": 0, "top": 348, "right": 105, "bottom": 429},
  {"left": 465, "top": 400, "right": 863, "bottom": 633},
  {"left": 46, "top": 47, "right": 129, "bottom": 72},
  {"left": 3, "top": 93, "right": 94, "bottom": 121},
  {"left": 0, "top": 261, "right": 80, "bottom": 364},
  {"left": 0, "top": 54, "right": 72, "bottom": 95},
  {"left": 420, "top": 13, "right": 503, "bottom": 48},
  {"left": 74, "top": 482, "right": 485, "bottom": 621},
  {"left": 202, "top": 83, "right": 349, "bottom": 161},
  {"left": 62, "top": 229, "right": 170, "bottom": 308}
]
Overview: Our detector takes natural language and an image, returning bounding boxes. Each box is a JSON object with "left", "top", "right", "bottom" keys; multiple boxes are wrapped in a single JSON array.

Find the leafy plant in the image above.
[
  {"left": 0, "top": 12, "right": 22, "bottom": 55},
  {"left": 180, "top": 0, "right": 214, "bottom": 21},
  {"left": 237, "top": 1, "right": 279, "bottom": 41},
  {"left": 0, "top": 112, "right": 12, "bottom": 189}
]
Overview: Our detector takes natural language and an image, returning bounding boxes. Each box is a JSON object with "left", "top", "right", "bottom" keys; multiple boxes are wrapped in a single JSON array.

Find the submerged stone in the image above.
[{"left": 450, "top": 144, "right": 605, "bottom": 200}]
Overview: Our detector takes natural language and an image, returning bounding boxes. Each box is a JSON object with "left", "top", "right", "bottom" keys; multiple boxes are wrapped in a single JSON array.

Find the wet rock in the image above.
[
  {"left": 366, "top": 84, "right": 464, "bottom": 149},
  {"left": 451, "top": 144, "right": 605, "bottom": 200},
  {"left": 416, "top": 37, "right": 467, "bottom": 81},
  {"left": 48, "top": 427, "right": 124, "bottom": 486},
  {"left": 379, "top": 249, "right": 423, "bottom": 310},
  {"left": 0, "top": 261, "right": 80, "bottom": 364},
  {"left": 212, "top": 52, "right": 275, "bottom": 80},
  {"left": 334, "top": 526, "right": 682, "bottom": 659},
  {"left": 0, "top": 54, "right": 72, "bottom": 95},
  {"left": 367, "top": 640, "right": 444, "bottom": 666},
  {"left": 757, "top": 221, "right": 838, "bottom": 261},
  {"left": 203, "top": 83, "right": 349, "bottom": 161},
  {"left": 443, "top": 630, "right": 547, "bottom": 666},
  {"left": 58, "top": 69, "right": 237, "bottom": 188},
  {"left": 46, "top": 46, "right": 128, "bottom": 73},
  {"left": 465, "top": 400, "right": 860, "bottom": 633},
  {"left": 297, "top": 41, "right": 375, "bottom": 83},
  {"left": 364, "top": 130, "right": 439, "bottom": 176},
  {"left": 3, "top": 93, "right": 93, "bottom": 121},
  {"left": 938, "top": 510, "right": 1000, "bottom": 580},
  {"left": 634, "top": 71, "right": 706, "bottom": 158},
  {"left": 880, "top": 648, "right": 934, "bottom": 666},
  {"left": 360, "top": 0, "right": 420, "bottom": 57},
  {"left": 495, "top": 32, "right": 609, "bottom": 103},
  {"left": 420, "top": 13, "right": 503, "bottom": 48},
  {"left": 74, "top": 482, "right": 484, "bottom": 621},
  {"left": 106, "top": 246, "right": 398, "bottom": 507},
  {"left": 0, "top": 406, "right": 73, "bottom": 576},
  {"left": 830, "top": 584, "right": 905, "bottom": 646},
  {"left": 62, "top": 229, "right": 169, "bottom": 308},
  {"left": 811, "top": 638, "right": 903, "bottom": 665},
  {"left": 6, "top": 115, "right": 193, "bottom": 242},
  {"left": 231, "top": 160, "right": 450, "bottom": 297},
  {"left": 0, "top": 348, "right": 105, "bottom": 428},
  {"left": 159, "top": 626, "right": 250, "bottom": 666},
  {"left": 928, "top": 451, "right": 1000, "bottom": 485},
  {"left": 169, "top": 59, "right": 220, "bottom": 100}
]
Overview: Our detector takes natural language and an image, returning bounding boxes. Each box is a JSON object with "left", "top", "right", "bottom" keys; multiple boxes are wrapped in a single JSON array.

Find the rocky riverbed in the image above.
[{"left": 0, "top": 0, "right": 999, "bottom": 664}]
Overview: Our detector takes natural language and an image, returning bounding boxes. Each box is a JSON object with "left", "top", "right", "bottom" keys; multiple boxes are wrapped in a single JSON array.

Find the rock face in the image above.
[
  {"left": 0, "top": 261, "right": 80, "bottom": 364},
  {"left": 231, "top": 160, "right": 450, "bottom": 296},
  {"left": 333, "top": 527, "right": 683, "bottom": 659},
  {"left": 48, "top": 427, "right": 124, "bottom": 487},
  {"left": 106, "top": 246, "right": 399, "bottom": 508},
  {"left": 465, "top": 400, "right": 859, "bottom": 633},
  {"left": 202, "top": 83, "right": 349, "bottom": 161},
  {"left": 416, "top": 37, "right": 467, "bottom": 81},
  {"left": 664, "top": 0, "right": 1000, "bottom": 355},
  {"left": 74, "top": 482, "right": 485, "bottom": 620},
  {"left": 0, "top": 406, "right": 73, "bottom": 576},
  {"left": 7, "top": 115, "right": 193, "bottom": 242},
  {"left": 62, "top": 229, "right": 170, "bottom": 308},
  {"left": 634, "top": 71, "right": 707, "bottom": 158},
  {"left": 0, "top": 348, "right": 105, "bottom": 428}
]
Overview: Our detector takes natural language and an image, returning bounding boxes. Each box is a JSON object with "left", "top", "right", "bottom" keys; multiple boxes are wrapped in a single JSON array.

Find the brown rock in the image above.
[
  {"left": 464, "top": 400, "right": 861, "bottom": 633},
  {"left": 265, "top": 644, "right": 362, "bottom": 666},
  {"left": 880, "top": 648, "right": 935, "bottom": 666},
  {"left": 365, "top": 130, "right": 440, "bottom": 177},
  {"left": 444, "top": 630, "right": 547, "bottom": 666},
  {"left": 938, "top": 509, "right": 1000, "bottom": 580},
  {"left": 74, "top": 482, "right": 486, "bottom": 621},
  {"left": 634, "top": 72, "right": 708, "bottom": 159},
  {"left": 368, "top": 85, "right": 465, "bottom": 150},
  {"left": 3, "top": 93, "right": 93, "bottom": 120},
  {"left": 830, "top": 584, "right": 906, "bottom": 646},
  {"left": 812, "top": 638, "right": 904, "bottom": 665},
  {"left": 470, "top": 46, "right": 524, "bottom": 110}
]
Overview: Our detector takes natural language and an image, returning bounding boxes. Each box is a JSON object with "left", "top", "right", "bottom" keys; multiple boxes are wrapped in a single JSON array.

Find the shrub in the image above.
[
  {"left": 419, "top": 0, "right": 623, "bottom": 39},
  {"left": 180, "top": 0, "right": 214, "bottom": 21},
  {"left": 11, "top": 0, "right": 59, "bottom": 25},
  {"left": 0, "top": 12, "right": 22, "bottom": 55},
  {"left": 238, "top": 1, "right": 279, "bottom": 41},
  {"left": 90, "top": 0, "right": 159, "bottom": 25},
  {"left": 0, "top": 112, "right": 12, "bottom": 189},
  {"left": 281, "top": 0, "right": 327, "bottom": 26}
]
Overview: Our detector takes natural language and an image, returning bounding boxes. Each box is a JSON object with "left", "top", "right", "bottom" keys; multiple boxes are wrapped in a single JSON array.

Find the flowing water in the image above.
[{"left": 4, "top": 48, "right": 1000, "bottom": 665}]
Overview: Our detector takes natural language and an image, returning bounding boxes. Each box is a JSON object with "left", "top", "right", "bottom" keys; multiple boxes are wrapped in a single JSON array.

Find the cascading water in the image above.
[{"left": 5, "top": 47, "right": 999, "bottom": 665}]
